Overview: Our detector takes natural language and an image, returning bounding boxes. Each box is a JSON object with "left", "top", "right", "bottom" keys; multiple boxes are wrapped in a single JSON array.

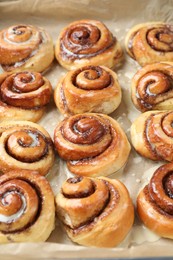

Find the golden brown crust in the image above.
[
  {"left": 54, "top": 113, "right": 131, "bottom": 177},
  {"left": 131, "top": 62, "right": 173, "bottom": 112},
  {"left": 0, "top": 24, "right": 54, "bottom": 73},
  {"left": 0, "top": 121, "right": 54, "bottom": 176},
  {"left": 54, "top": 65, "right": 122, "bottom": 116},
  {"left": 131, "top": 110, "right": 173, "bottom": 161},
  {"left": 55, "top": 20, "right": 123, "bottom": 70},
  {"left": 0, "top": 71, "right": 52, "bottom": 122},
  {"left": 56, "top": 176, "right": 134, "bottom": 247},
  {"left": 137, "top": 163, "right": 173, "bottom": 239},
  {"left": 125, "top": 22, "right": 173, "bottom": 66}
]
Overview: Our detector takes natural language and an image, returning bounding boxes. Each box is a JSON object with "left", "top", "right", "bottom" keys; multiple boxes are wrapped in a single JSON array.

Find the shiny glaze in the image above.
[
  {"left": 57, "top": 177, "right": 119, "bottom": 230},
  {"left": 73, "top": 66, "right": 112, "bottom": 90},
  {"left": 0, "top": 25, "right": 43, "bottom": 66},
  {"left": 146, "top": 26, "right": 173, "bottom": 52},
  {"left": 143, "top": 111, "right": 173, "bottom": 161},
  {"left": 0, "top": 72, "right": 51, "bottom": 109},
  {"left": 136, "top": 70, "right": 173, "bottom": 111},
  {"left": 57, "top": 65, "right": 117, "bottom": 117},
  {"left": 149, "top": 164, "right": 173, "bottom": 214},
  {"left": 54, "top": 114, "right": 112, "bottom": 161},
  {"left": 6, "top": 129, "right": 48, "bottom": 163},
  {"left": 59, "top": 20, "right": 116, "bottom": 61},
  {"left": 127, "top": 23, "right": 173, "bottom": 66},
  {"left": 0, "top": 176, "right": 41, "bottom": 233},
  {"left": 65, "top": 179, "right": 119, "bottom": 234},
  {"left": 141, "top": 163, "right": 173, "bottom": 217}
]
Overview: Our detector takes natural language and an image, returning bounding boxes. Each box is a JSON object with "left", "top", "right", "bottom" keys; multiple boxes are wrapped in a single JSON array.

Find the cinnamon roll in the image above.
[
  {"left": 54, "top": 65, "right": 122, "bottom": 116},
  {"left": 56, "top": 176, "right": 134, "bottom": 247},
  {"left": 54, "top": 113, "right": 131, "bottom": 177},
  {"left": 137, "top": 163, "right": 173, "bottom": 239},
  {"left": 0, "top": 24, "right": 54, "bottom": 73},
  {"left": 125, "top": 22, "right": 173, "bottom": 66},
  {"left": 131, "top": 62, "right": 173, "bottom": 112},
  {"left": 0, "top": 170, "right": 55, "bottom": 243},
  {"left": 0, "top": 121, "right": 54, "bottom": 176},
  {"left": 0, "top": 71, "right": 52, "bottom": 122},
  {"left": 55, "top": 19, "right": 123, "bottom": 70},
  {"left": 131, "top": 110, "right": 173, "bottom": 162}
]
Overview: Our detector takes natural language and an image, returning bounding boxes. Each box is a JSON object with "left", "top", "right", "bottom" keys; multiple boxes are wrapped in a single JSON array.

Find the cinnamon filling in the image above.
[
  {"left": 136, "top": 71, "right": 173, "bottom": 111},
  {"left": 146, "top": 27, "right": 173, "bottom": 52},
  {"left": 67, "top": 181, "right": 120, "bottom": 234},
  {"left": 163, "top": 172, "right": 173, "bottom": 199},
  {"left": 5, "top": 130, "right": 49, "bottom": 163},
  {"left": 144, "top": 185, "right": 173, "bottom": 218},
  {"left": 60, "top": 37, "right": 116, "bottom": 60},
  {"left": 144, "top": 113, "right": 165, "bottom": 160}
]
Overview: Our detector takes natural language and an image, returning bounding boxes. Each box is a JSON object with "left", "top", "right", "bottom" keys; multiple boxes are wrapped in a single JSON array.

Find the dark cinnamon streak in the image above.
[
  {"left": 136, "top": 72, "right": 173, "bottom": 111},
  {"left": 146, "top": 27, "right": 173, "bottom": 52},
  {"left": 59, "top": 67, "right": 113, "bottom": 115},
  {"left": 65, "top": 181, "right": 120, "bottom": 235},
  {"left": 163, "top": 172, "right": 173, "bottom": 199},
  {"left": 60, "top": 37, "right": 116, "bottom": 61},
  {"left": 68, "top": 122, "right": 113, "bottom": 165},
  {"left": 1, "top": 32, "right": 43, "bottom": 71},
  {"left": 143, "top": 113, "right": 163, "bottom": 160},
  {"left": 73, "top": 66, "right": 113, "bottom": 90},
  {"left": 67, "top": 176, "right": 83, "bottom": 184},
  {"left": 5, "top": 129, "right": 52, "bottom": 163},
  {"left": 59, "top": 84, "right": 73, "bottom": 116}
]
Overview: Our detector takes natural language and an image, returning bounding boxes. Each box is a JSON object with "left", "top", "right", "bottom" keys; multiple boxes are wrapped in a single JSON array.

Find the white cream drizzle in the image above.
[
  {"left": 3, "top": 30, "right": 40, "bottom": 45},
  {"left": 27, "top": 131, "right": 39, "bottom": 147},
  {"left": 0, "top": 192, "right": 26, "bottom": 223},
  {"left": 12, "top": 49, "right": 38, "bottom": 68},
  {"left": 131, "top": 225, "right": 160, "bottom": 244}
]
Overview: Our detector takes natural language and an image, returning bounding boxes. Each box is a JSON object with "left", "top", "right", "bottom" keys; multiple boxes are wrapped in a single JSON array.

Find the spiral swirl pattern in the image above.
[
  {"left": 0, "top": 170, "right": 55, "bottom": 243},
  {"left": 0, "top": 24, "right": 54, "bottom": 73},
  {"left": 125, "top": 22, "right": 173, "bottom": 66},
  {"left": 137, "top": 163, "right": 173, "bottom": 239},
  {"left": 131, "top": 63, "right": 173, "bottom": 112},
  {"left": 131, "top": 111, "right": 173, "bottom": 162},
  {"left": 54, "top": 113, "right": 131, "bottom": 177},
  {"left": 54, "top": 65, "right": 121, "bottom": 116},
  {"left": 56, "top": 176, "right": 134, "bottom": 247},
  {"left": 0, "top": 121, "right": 54, "bottom": 176},
  {"left": 0, "top": 71, "right": 52, "bottom": 122},
  {"left": 55, "top": 20, "right": 123, "bottom": 70}
]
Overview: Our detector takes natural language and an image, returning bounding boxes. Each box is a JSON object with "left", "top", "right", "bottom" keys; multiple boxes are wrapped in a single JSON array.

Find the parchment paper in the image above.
[{"left": 0, "top": 0, "right": 173, "bottom": 258}]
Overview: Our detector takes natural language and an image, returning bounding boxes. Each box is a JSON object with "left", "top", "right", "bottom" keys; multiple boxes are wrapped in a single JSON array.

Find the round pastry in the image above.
[
  {"left": 131, "top": 62, "right": 173, "bottom": 112},
  {"left": 55, "top": 19, "right": 123, "bottom": 70},
  {"left": 54, "top": 65, "right": 122, "bottom": 116},
  {"left": 0, "top": 121, "right": 54, "bottom": 176},
  {"left": 0, "top": 71, "right": 52, "bottom": 122},
  {"left": 0, "top": 24, "right": 54, "bottom": 73},
  {"left": 0, "top": 169, "right": 55, "bottom": 243},
  {"left": 125, "top": 22, "right": 173, "bottom": 66},
  {"left": 54, "top": 113, "right": 131, "bottom": 177},
  {"left": 56, "top": 176, "right": 134, "bottom": 247},
  {"left": 131, "top": 110, "right": 173, "bottom": 162},
  {"left": 137, "top": 163, "right": 173, "bottom": 239}
]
